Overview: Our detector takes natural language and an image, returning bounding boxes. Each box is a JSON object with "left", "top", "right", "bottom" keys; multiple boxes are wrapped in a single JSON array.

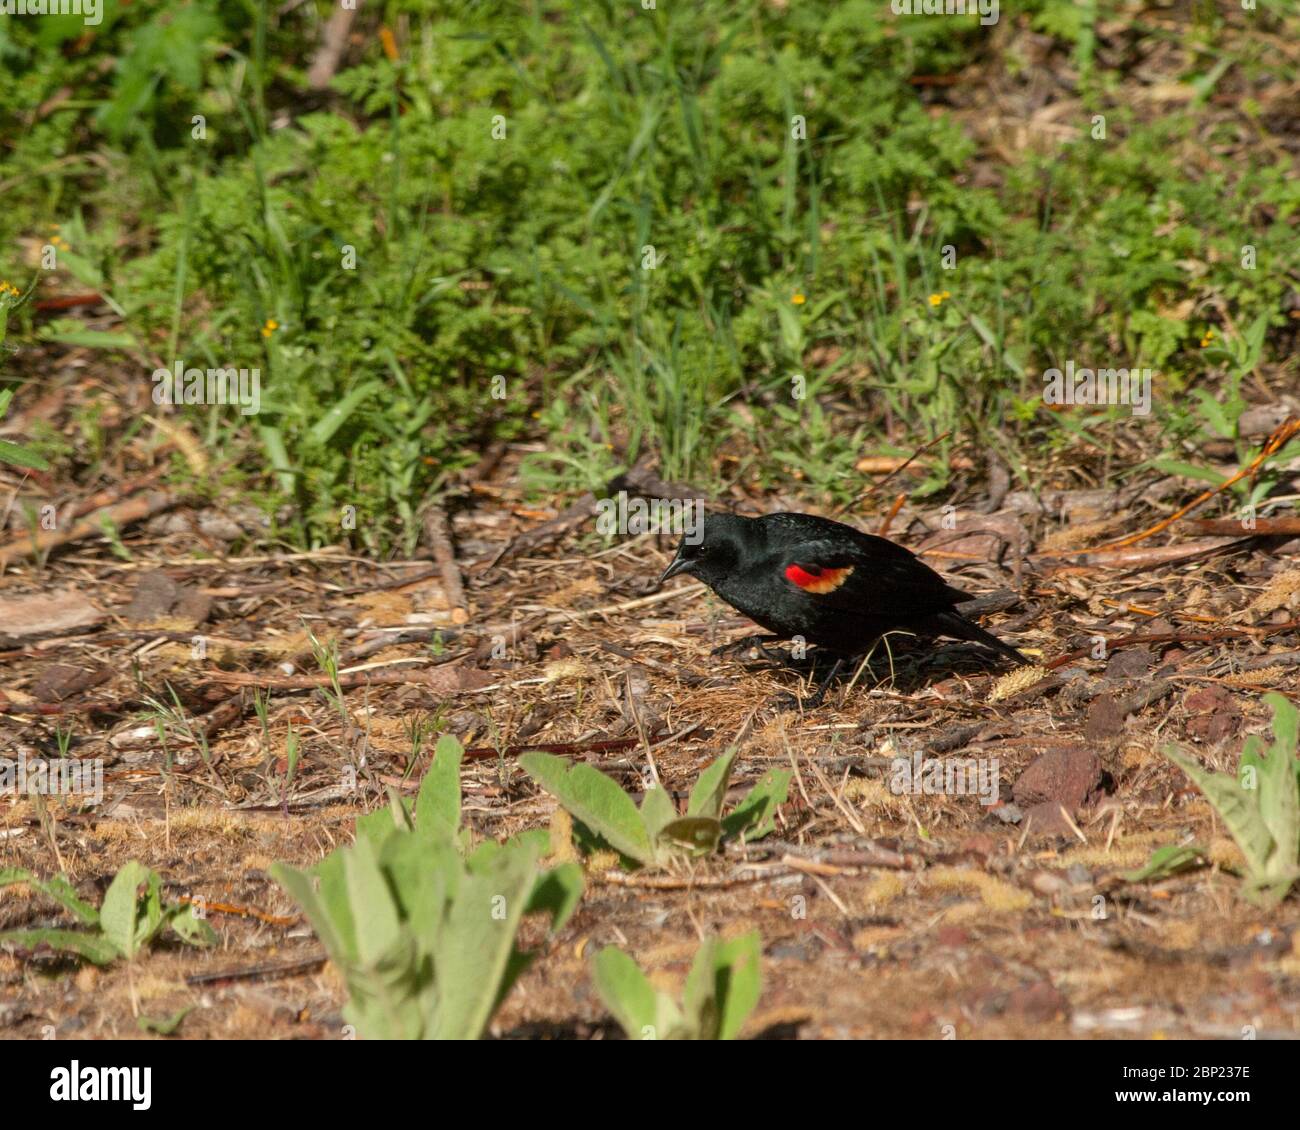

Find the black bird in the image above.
[{"left": 659, "top": 511, "right": 1027, "bottom": 700}]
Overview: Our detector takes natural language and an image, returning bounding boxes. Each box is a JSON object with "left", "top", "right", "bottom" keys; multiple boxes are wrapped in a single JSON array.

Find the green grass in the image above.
[{"left": 1, "top": 1, "right": 1297, "bottom": 549}]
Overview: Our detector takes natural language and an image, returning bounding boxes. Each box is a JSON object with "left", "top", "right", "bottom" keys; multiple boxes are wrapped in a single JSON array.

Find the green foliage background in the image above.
[{"left": 1, "top": 1, "right": 1296, "bottom": 551}]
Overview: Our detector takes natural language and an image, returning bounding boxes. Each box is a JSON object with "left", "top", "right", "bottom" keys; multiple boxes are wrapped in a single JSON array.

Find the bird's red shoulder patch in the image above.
[{"left": 784, "top": 563, "right": 855, "bottom": 594}]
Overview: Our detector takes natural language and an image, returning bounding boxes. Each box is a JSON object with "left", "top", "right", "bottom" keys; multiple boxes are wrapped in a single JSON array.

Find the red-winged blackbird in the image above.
[{"left": 659, "top": 512, "right": 1027, "bottom": 693}]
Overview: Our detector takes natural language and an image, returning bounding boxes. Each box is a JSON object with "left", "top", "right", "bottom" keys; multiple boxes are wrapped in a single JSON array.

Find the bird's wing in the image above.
[{"left": 777, "top": 537, "right": 968, "bottom": 609}]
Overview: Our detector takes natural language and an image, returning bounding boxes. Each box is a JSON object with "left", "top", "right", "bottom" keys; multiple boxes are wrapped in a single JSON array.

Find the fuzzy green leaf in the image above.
[
  {"left": 0, "top": 928, "right": 122, "bottom": 965},
  {"left": 711, "top": 930, "right": 763, "bottom": 1040},
  {"left": 168, "top": 906, "right": 218, "bottom": 947},
  {"left": 1122, "top": 843, "right": 1205, "bottom": 883},
  {"left": 524, "top": 861, "right": 584, "bottom": 935},
  {"left": 99, "top": 861, "right": 152, "bottom": 960},
  {"left": 431, "top": 846, "right": 537, "bottom": 1039},
  {"left": 723, "top": 769, "right": 792, "bottom": 841},
  {"left": 0, "top": 868, "right": 99, "bottom": 925},
  {"left": 1163, "top": 693, "right": 1300, "bottom": 906},
  {"left": 415, "top": 734, "right": 463, "bottom": 845},
  {"left": 657, "top": 816, "right": 723, "bottom": 857},
  {"left": 591, "top": 946, "right": 664, "bottom": 1039},
  {"left": 686, "top": 747, "right": 738, "bottom": 820},
  {"left": 639, "top": 782, "right": 678, "bottom": 842},
  {"left": 520, "top": 752, "right": 653, "bottom": 864}
]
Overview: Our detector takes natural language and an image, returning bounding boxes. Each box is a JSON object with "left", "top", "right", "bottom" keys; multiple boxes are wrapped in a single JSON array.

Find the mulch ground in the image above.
[{"left": 3, "top": 437, "right": 1300, "bottom": 1039}]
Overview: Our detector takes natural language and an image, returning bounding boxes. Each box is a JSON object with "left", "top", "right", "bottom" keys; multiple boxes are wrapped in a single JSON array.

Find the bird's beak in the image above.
[{"left": 658, "top": 554, "right": 694, "bottom": 587}]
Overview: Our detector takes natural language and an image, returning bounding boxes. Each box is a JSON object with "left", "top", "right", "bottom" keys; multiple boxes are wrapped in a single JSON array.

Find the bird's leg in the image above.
[
  {"left": 803, "top": 656, "right": 846, "bottom": 708},
  {"left": 767, "top": 656, "right": 848, "bottom": 712}
]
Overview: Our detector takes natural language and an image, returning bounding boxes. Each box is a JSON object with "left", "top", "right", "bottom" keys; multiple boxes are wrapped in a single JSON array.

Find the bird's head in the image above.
[{"left": 658, "top": 512, "right": 751, "bottom": 588}]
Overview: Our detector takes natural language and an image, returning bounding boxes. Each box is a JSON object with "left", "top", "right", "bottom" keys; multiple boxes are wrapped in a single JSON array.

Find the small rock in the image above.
[
  {"left": 0, "top": 590, "right": 104, "bottom": 643},
  {"left": 1085, "top": 694, "right": 1126, "bottom": 742},
  {"left": 1105, "top": 647, "right": 1152, "bottom": 679},
  {"left": 1013, "top": 747, "right": 1103, "bottom": 810},
  {"left": 1183, "top": 685, "right": 1242, "bottom": 744},
  {"left": 1022, "top": 802, "right": 1076, "bottom": 838},
  {"left": 30, "top": 664, "right": 111, "bottom": 703},
  {"left": 123, "top": 570, "right": 180, "bottom": 621},
  {"left": 122, "top": 570, "right": 211, "bottom": 627}
]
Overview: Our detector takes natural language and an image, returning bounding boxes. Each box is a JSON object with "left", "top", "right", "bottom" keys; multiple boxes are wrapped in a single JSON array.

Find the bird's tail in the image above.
[{"left": 932, "top": 610, "right": 1029, "bottom": 666}]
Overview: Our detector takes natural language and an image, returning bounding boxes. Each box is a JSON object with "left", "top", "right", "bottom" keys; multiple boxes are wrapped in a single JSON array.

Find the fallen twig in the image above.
[
  {"left": 177, "top": 895, "right": 296, "bottom": 927},
  {"left": 422, "top": 504, "right": 469, "bottom": 623},
  {"left": 1044, "top": 621, "right": 1300, "bottom": 670},
  {"left": 1049, "top": 416, "right": 1300, "bottom": 555},
  {"left": 0, "top": 490, "right": 180, "bottom": 570},
  {"left": 1185, "top": 516, "right": 1300, "bottom": 536},
  {"left": 206, "top": 667, "right": 493, "bottom": 694},
  {"left": 185, "top": 952, "right": 327, "bottom": 987}
]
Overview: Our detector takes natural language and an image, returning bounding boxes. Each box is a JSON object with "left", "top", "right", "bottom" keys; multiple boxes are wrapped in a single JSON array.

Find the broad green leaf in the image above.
[
  {"left": 510, "top": 828, "right": 553, "bottom": 856},
  {"left": 722, "top": 769, "right": 792, "bottom": 841},
  {"left": 270, "top": 862, "right": 349, "bottom": 960},
  {"left": 686, "top": 748, "right": 738, "bottom": 820},
  {"left": 0, "top": 868, "right": 99, "bottom": 925},
  {"left": 1122, "top": 843, "right": 1205, "bottom": 883},
  {"left": 344, "top": 838, "right": 403, "bottom": 967},
  {"left": 355, "top": 800, "right": 410, "bottom": 853},
  {"left": 1255, "top": 693, "right": 1300, "bottom": 901},
  {"left": 712, "top": 931, "right": 763, "bottom": 1040},
  {"left": 520, "top": 752, "right": 653, "bottom": 864},
  {"left": 99, "top": 861, "right": 152, "bottom": 959},
  {"left": 1263, "top": 692, "right": 1299, "bottom": 766},
  {"left": 137, "top": 1006, "right": 194, "bottom": 1035},
  {"left": 1163, "top": 746, "right": 1273, "bottom": 873},
  {"left": 776, "top": 303, "right": 804, "bottom": 355},
  {"left": 432, "top": 846, "right": 537, "bottom": 1039},
  {"left": 596, "top": 933, "right": 763, "bottom": 1041},
  {"left": 416, "top": 734, "right": 463, "bottom": 845},
  {"left": 133, "top": 869, "right": 165, "bottom": 949},
  {"left": 37, "top": 328, "right": 136, "bottom": 350},
  {"left": 591, "top": 946, "right": 662, "bottom": 1038},
  {"left": 524, "top": 862, "right": 584, "bottom": 935},
  {"left": 1163, "top": 695, "right": 1300, "bottom": 908},
  {"left": 257, "top": 424, "right": 295, "bottom": 494},
  {"left": 381, "top": 833, "right": 456, "bottom": 944},
  {"left": 682, "top": 937, "right": 722, "bottom": 1039},
  {"left": 0, "top": 928, "right": 122, "bottom": 965},
  {"left": 168, "top": 907, "right": 218, "bottom": 947},
  {"left": 657, "top": 816, "right": 723, "bottom": 857},
  {"left": 639, "top": 782, "right": 678, "bottom": 842}
]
